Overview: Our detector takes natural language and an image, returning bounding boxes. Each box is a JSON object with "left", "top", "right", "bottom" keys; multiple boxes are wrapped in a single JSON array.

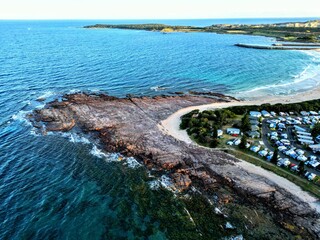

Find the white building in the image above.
[
  {"left": 261, "top": 110, "right": 271, "bottom": 118},
  {"left": 310, "top": 144, "right": 320, "bottom": 153},
  {"left": 250, "top": 111, "right": 262, "bottom": 118},
  {"left": 226, "top": 128, "right": 241, "bottom": 135}
]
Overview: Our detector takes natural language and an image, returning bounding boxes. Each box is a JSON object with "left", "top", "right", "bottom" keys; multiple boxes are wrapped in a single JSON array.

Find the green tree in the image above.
[
  {"left": 239, "top": 134, "right": 248, "bottom": 149},
  {"left": 212, "top": 126, "right": 218, "bottom": 139},
  {"left": 209, "top": 139, "right": 219, "bottom": 148},
  {"left": 298, "top": 161, "right": 305, "bottom": 175},
  {"left": 180, "top": 119, "right": 189, "bottom": 130},
  {"left": 271, "top": 149, "right": 278, "bottom": 164},
  {"left": 311, "top": 122, "right": 320, "bottom": 138},
  {"left": 208, "top": 126, "right": 219, "bottom": 148},
  {"left": 241, "top": 114, "right": 251, "bottom": 133}
]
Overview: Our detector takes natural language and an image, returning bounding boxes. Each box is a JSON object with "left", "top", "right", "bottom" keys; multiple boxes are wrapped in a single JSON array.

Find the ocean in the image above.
[{"left": 0, "top": 19, "right": 319, "bottom": 239}]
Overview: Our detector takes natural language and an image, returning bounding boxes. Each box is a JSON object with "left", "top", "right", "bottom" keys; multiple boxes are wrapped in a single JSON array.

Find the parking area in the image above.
[{"left": 225, "top": 110, "right": 320, "bottom": 183}]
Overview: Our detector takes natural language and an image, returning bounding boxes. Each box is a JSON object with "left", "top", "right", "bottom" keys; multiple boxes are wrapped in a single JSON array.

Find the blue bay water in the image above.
[{"left": 0, "top": 19, "right": 320, "bottom": 239}]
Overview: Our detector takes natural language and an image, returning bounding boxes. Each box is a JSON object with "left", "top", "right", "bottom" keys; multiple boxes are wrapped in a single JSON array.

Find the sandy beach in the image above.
[
  {"left": 159, "top": 87, "right": 320, "bottom": 143},
  {"left": 158, "top": 88, "right": 320, "bottom": 212}
]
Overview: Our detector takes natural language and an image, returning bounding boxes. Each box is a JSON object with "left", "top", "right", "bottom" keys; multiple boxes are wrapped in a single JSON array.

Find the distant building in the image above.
[
  {"left": 226, "top": 128, "right": 241, "bottom": 135},
  {"left": 247, "top": 131, "right": 260, "bottom": 138},
  {"left": 261, "top": 110, "right": 271, "bottom": 118},
  {"left": 298, "top": 138, "right": 314, "bottom": 145},
  {"left": 300, "top": 111, "right": 309, "bottom": 116},
  {"left": 249, "top": 111, "right": 262, "bottom": 118},
  {"left": 250, "top": 120, "right": 259, "bottom": 125},
  {"left": 294, "top": 125, "right": 307, "bottom": 132},
  {"left": 251, "top": 125, "right": 259, "bottom": 131}
]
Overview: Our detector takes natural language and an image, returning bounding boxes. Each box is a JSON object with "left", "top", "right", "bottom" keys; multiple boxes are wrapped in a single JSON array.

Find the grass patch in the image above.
[{"left": 227, "top": 148, "right": 320, "bottom": 199}]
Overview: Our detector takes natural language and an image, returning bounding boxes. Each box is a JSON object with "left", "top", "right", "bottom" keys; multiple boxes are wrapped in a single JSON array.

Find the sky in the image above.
[{"left": 1, "top": 0, "right": 320, "bottom": 20}]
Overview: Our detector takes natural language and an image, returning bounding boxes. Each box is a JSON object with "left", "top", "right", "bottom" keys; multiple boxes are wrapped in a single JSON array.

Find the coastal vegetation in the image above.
[
  {"left": 180, "top": 109, "right": 236, "bottom": 147},
  {"left": 225, "top": 99, "right": 320, "bottom": 115},
  {"left": 84, "top": 20, "right": 320, "bottom": 43},
  {"left": 312, "top": 122, "right": 320, "bottom": 138}
]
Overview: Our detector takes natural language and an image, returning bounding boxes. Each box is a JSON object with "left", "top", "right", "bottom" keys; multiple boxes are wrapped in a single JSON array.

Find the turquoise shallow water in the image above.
[{"left": 0, "top": 19, "right": 319, "bottom": 239}]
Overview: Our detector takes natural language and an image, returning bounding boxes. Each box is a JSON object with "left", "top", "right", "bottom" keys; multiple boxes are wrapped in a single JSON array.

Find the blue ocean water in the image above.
[{"left": 0, "top": 19, "right": 320, "bottom": 239}]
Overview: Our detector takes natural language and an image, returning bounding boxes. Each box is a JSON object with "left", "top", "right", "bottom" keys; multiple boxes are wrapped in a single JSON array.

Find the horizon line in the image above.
[{"left": 0, "top": 16, "right": 319, "bottom": 21}]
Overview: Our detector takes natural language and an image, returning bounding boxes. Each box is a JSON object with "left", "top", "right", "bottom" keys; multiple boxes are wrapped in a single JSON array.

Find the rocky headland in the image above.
[{"left": 30, "top": 93, "right": 320, "bottom": 238}]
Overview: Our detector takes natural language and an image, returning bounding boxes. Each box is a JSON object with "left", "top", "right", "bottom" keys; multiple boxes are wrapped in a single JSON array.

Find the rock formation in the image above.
[{"left": 30, "top": 93, "right": 320, "bottom": 238}]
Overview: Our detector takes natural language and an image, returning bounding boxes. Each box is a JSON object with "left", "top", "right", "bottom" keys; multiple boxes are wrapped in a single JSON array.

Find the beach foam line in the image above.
[
  {"left": 60, "top": 132, "right": 91, "bottom": 145},
  {"left": 237, "top": 50, "right": 320, "bottom": 97},
  {"left": 242, "top": 65, "right": 319, "bottom": 95}
]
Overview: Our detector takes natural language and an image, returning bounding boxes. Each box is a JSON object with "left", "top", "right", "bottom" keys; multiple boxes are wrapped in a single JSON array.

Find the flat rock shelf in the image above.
[{"left": 30, "top": 93, "right": 320, "bottom": 238}]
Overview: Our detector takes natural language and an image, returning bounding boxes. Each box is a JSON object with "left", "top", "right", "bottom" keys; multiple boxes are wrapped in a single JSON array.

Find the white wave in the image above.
[
  {"left": 148, "top": 175, "right": 176, "bottom": 191},
  {"left": 238, "top": 51, "right": 320, "bottom": 97},
  {"left": 36, "top": 91, "right": 57, "bottom": 101},
  {"left": 68, "top": 89, "right": 82, "bottom": 94},
  {"left": 227, "top": 235, "right": 244, "bottom": 240},
  {"left": 150, "top": 86, "right": 168, "bottom": 92},
  {"left": 11, "top": 110, "right": 32, "bottom": 126},
  {"left": 60, "top": 132, "right": 91, "bottom": 144},
  {"left": 30, "top": 128, "right": 41, "bottom": 137},
  {"left": 301, "top": 50, "right": 320, "bottom": 59},
  {"left": 148, "top": 180, "right": 161, "bottom": 190},
  {"left": 124, "top": 157, "right": 142, "bottom": 169},
  {"left": 90, "top": 145, "right": 111, "bottom": 159},
  {"left": 90, "top": 145, "right": 124, "bottom": 163},
  {"left": 22, "top": 100, "right": 31, "bottom": 106},
  {"left": 240, "top": 63, "right": 320, "bottom": 95},
  {"left": 34, "top": 102, "right": 46, "bottom": 110},
  {"left": 89, "top": 88, "right": 101, "bottom": 93}
]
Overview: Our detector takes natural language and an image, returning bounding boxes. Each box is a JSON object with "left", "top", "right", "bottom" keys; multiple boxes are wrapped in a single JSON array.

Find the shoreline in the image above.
[
  {"left": 31, "top": 92, "right": 320, "bottom": 237},
  {"left": 158, "top": 88, "right": 320, "bottom": 213},
  {"left": 159, "top": 86, "right": 320, "bottom": 143}
]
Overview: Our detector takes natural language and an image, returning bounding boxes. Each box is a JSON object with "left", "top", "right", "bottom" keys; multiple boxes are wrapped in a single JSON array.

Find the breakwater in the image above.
[
  {"left": 235, "top": 43, "right": 320, "bottom": 50},
  {"left": 273, "top": 43, "right": 320, "bottom": 47}
]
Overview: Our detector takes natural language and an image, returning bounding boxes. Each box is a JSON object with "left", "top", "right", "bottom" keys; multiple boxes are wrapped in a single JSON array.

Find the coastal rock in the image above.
[
  {"left": 171, "top": 173, "right": 192, "bottom": 191},
  {"left": 30, "top": 93, "right": 320, "bottom": 238}
]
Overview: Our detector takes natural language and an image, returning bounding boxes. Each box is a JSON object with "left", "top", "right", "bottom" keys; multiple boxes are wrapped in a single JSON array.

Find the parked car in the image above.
[
  {"left": 234, "top": 139, "right": 241, "bottom": 146},
  {"left": 258, "top": 150, "right": 268, "bottom": 157},
  {"left": 305, "top": 172, "right": 316, "bottom": 181},
  {"left": 278, "top": 146, "right": 287, "bottom": 152},
  {"left": 227, "top": 140, "right": 234, "bottom": 146},
  {"left": 297, "top": 155, "right": 308, "bottom": 162},
  {"left": 250, "top": 145, "right": 261, "bottom": 153},
  {"left": 277, "top": 158, "right": 290, "bottom": 167},
  {"left": 280, "top": 139, "right": 290, "bottom": 146},
  {"left": 309, "top": 156, "right": 317, "bottom": 161},
  {"left": 296, "top": 149, "right": 305, "bottom": 156},
  {"left": 266, "top": 155, "right": 273, "bottom": 161}
]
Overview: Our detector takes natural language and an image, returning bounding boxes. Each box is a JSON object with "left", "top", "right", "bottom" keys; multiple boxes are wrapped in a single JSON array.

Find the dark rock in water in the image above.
[
  {"left": 36, "top": 97, "right": 46, "bottom": 102},
  {"left": 188, "top": 90, "right": 240, "bottom": 102},
  {"left": 30, "top": 93, "right": 320, "bottom": 238}
]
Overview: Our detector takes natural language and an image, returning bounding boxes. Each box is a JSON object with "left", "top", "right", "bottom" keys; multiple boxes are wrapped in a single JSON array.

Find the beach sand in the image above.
[
  {"left": 159, "top": 88, "right": 320, "bottom": 144},
  {"left": 158, "top": 88, "right": 320, "bottom": 212}
]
